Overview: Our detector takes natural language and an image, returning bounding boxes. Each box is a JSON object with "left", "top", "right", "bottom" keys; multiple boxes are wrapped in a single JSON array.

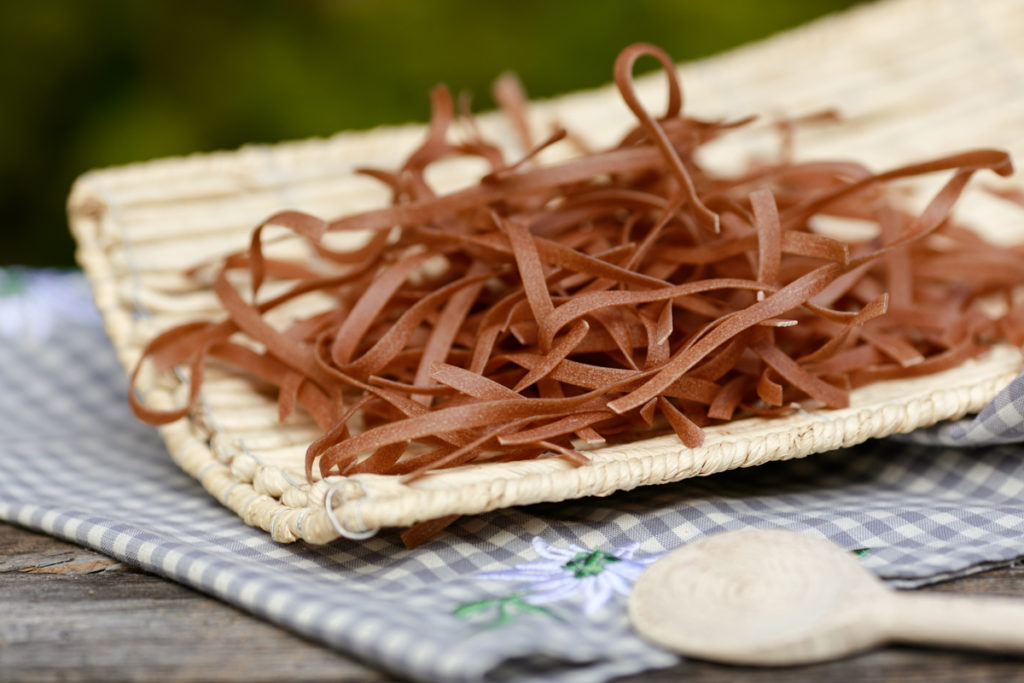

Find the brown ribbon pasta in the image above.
[{"left": 131, "top": 43, "right": 1024, "bottom": 493}]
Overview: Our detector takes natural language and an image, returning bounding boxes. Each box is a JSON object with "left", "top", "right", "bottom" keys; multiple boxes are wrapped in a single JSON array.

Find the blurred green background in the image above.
[{"left": 1, "top": 0, "right": 862, "bottom": 267}]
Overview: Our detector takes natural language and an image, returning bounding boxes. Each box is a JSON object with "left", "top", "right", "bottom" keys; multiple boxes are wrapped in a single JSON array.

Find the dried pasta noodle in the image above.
[{"left": 130, "top": 44, "right": 1024, "bottom": 528}]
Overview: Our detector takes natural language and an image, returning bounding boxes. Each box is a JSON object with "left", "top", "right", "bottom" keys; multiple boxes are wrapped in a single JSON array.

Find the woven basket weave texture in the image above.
[{"left": 68, "top": 0, "right": 1024, "bottom": 542}]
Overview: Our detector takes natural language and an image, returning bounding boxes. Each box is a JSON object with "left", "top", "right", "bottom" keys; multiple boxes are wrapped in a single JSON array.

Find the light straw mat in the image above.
[{"left": 68, "top": 0, "right": 1024, "bottom": 543}]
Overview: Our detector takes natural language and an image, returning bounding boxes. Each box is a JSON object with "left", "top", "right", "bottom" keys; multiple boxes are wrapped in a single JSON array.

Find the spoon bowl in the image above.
[{"left": 629, "top": 528, "right": 1024, "bottom": 665}]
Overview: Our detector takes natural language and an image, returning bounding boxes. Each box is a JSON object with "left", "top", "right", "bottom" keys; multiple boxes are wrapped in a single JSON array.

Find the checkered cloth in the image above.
[
  {"left": 3, "top": 269, "right": 1024, "bottom": 682},
  {"left": 900, "top": 388, "right": 1024, "bottom": 446}
]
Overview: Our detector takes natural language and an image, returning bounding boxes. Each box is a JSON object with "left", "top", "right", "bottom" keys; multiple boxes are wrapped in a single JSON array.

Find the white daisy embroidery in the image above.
[{"left": 475, "top": 537, "right": 662, "bottom": 615}]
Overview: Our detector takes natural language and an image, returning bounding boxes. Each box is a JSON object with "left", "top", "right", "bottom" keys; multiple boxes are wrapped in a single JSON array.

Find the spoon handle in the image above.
[{"left": 885, "top": 591, "right": 1024, "bottom": 653}]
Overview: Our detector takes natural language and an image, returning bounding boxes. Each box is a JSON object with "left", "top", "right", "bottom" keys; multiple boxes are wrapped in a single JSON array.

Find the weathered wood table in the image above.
[{"left": 3, "top": 522, "right": 1024, "bottom": 681}]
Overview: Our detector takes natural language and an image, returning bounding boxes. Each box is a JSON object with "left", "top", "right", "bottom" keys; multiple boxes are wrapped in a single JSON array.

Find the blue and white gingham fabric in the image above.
[
  {"left": 3, "top": 268, "right": 1024, "bottom": 682},
  {"left": 902, "top": 385, "right": 1024, "bottom": 446}
]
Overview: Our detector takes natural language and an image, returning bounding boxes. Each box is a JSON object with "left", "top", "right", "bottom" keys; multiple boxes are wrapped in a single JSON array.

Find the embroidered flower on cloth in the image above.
[
  {"left": 474, "top": 537, "right": 662, "bottom": 615},
  {"left": 0, "top": 268, "right": 100, "bottom": 342}
]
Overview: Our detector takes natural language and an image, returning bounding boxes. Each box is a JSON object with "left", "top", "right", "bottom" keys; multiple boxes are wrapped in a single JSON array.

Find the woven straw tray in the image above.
[{"left": 69, "top": 0, "right": 1024, "bottom": 543}]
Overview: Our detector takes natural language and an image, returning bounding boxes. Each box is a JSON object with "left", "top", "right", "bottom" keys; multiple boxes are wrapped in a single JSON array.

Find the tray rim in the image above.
[{"left": 66, "top": 0, "right": 1024, "bottom": 543}]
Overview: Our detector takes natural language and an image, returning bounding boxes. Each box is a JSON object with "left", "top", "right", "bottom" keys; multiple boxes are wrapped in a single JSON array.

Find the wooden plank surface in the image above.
[{"left": 2, "top": 521, "right": 1024, "bottom": 682}]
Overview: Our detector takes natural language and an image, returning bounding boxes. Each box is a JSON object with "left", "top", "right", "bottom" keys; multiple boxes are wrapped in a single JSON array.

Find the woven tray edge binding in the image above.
[
  {"left": 67, "top": 187, "right": 1024, "bottom": 543},
  {"left": 66, "top": 0, "right": 1024, "bottom": 543}
]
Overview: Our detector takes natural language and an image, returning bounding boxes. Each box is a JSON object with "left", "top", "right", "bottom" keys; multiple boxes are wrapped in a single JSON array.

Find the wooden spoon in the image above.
[{"left": 629, "top": 528, "right": 1024, "bottom": 665}]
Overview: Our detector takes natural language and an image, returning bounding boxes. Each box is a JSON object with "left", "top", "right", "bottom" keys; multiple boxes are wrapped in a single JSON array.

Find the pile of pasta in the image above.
[{"left": 131, "top": 44, "right": 1024, "bottom": 484}]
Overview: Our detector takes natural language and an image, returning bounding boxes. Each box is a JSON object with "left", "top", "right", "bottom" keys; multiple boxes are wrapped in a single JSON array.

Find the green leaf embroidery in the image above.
[
  {"left": 563, "top": 550, "right": 621, "bottom": 578},
  {"left": 453, "top": 592, "right": 558, "bottom": 627},
  {"left": 0, "top": 270, "right": 26, "bottom": 297},
  {"left": 452, "top": 598, "right": 502, "bottom": 618}
]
